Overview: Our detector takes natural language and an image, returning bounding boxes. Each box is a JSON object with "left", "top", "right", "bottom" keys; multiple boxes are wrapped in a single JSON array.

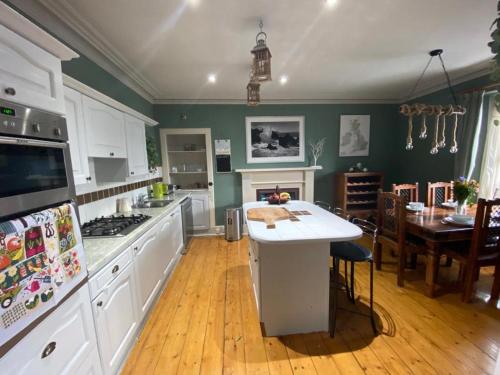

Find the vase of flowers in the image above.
[{"left": 453, "top": 177, "right": 479, "bottom": 214}]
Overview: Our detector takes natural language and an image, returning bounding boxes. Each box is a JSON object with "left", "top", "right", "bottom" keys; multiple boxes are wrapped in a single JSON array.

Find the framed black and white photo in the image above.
[
  {"left": 245, "top": 116, "right": 305, "bottom": 163},
  {"left": 339, "top": 115, "right": 370, "bottom": 157}
]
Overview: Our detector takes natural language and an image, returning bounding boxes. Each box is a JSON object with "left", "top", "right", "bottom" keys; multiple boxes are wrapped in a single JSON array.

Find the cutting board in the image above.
[{"left": 247, "top": 207, "right": 294, "bottom": 229}]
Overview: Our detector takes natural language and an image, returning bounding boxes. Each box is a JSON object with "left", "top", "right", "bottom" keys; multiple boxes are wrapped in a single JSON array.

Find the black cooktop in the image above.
[{"left": 81, "top": 214, "right": 151, "bottom": 238}]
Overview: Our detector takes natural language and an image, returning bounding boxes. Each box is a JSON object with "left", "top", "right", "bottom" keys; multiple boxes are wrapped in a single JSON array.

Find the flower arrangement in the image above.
[{"left": 453, "top": 177, "right": 479, "bottom": 206}]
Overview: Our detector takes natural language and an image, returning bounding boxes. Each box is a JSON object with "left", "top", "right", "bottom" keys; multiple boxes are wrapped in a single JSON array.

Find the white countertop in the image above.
[
  {"left": 83, "top": 192, "right": 190, "bottom": 276},
  {"left": 243, "top": 200, "right": 362, "bottom": 244}
]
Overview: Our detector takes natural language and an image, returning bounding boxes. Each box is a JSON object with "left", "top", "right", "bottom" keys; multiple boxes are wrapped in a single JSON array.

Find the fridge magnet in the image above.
[{"left": 1, "top": 303, "right": 27, "bottom": 328}]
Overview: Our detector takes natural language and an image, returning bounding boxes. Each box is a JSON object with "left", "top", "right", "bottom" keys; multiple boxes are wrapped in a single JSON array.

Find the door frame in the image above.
[{"left": 159, "top": 128, "right": 216, "bottom": 229}]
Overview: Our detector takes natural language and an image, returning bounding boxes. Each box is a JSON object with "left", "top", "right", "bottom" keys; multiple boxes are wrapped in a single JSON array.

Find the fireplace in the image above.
[
  {"left": 236, "top": 167, "right": 322, "bottom": 203},
  {"left": 256, "top": 188, "right": 300, "bottom": 201}
]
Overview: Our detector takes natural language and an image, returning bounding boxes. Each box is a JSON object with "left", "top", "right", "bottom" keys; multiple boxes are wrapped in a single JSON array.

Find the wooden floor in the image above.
[{"left": 122, "top": 236, "right": 500, "bottom": 375}]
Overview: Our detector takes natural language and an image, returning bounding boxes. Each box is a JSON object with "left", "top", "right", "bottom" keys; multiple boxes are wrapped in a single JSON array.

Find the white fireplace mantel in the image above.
[{"left": 236, "top": 166, "right": 322, "bottom": 203}]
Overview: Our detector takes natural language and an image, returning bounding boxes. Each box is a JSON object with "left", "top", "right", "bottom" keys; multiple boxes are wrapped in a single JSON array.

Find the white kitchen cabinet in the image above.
[
  {"left": 156, "top": 215, "right": 175, "bottom": 278},
  {"left": 248, "top": 239, "right": 261, "bottom": 315},
  {"left": 64, "top": 86, "right": 91, "bottom": 186},
  {"left": 191, "top": 192, "right": 210, "bottom": 230},
  {"left": 0, "top": 284, "right": 103, "bottom": 375},
  {"left": 170, "top": 206, "right": 184, "bottom": 256},
  {"left": 92, "top": 262, "right": 139, "bottom": 375},
  {"left": 82, "top": 95, "right": 127, "bottom": 158},
  {"left": 132, "top": 226, "right": 163, "bottom": 319},
  {"left": 0, "top": 24, "right": 65, "bottom": 115},
  {"left": 124, "top": 114, "right": 148, "bottom": 177}
]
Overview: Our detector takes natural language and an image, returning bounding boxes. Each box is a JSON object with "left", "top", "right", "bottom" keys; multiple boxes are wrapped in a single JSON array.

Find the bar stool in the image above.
[{"left": 330, "top": 218, "right": 378, "bottom": 337}]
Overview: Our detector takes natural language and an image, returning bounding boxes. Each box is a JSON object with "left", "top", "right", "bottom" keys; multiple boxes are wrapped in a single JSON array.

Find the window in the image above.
[{"left": 479, "top": 93, "right": 500, "bottom": 199}]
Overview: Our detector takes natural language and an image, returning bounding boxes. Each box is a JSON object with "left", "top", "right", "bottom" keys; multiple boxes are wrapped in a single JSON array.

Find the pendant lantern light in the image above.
[
  {"left": 247, "top": 67, "right": 261, "bottom": 106},
  {"left": 251, "top": 20, "right": 272, "bottom": 82}
]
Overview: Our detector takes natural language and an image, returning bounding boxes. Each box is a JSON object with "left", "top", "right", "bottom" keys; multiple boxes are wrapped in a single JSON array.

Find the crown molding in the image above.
[
  {"left": 401, "top": 61, "right": 493, "bottom": 103},
  {"left": 64, "top": 74, "right": 158, "bottom": 126},
  {"left": 0, "top": 2, "right": 78, "bottom": 60},
  {"left": 39, "top": 0, "right": 161, "bottom": 99},
  {"left": 153, "top": 98, "right": 400, "bottom": 105}
]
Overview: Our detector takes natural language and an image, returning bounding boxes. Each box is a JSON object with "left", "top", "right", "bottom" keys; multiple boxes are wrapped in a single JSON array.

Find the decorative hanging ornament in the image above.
[
  {"left": 251, "top": 20, "right": 272, "bottom": 82},
  {"left": 399, "top": 49, "right": 466, "bottom": 155}
]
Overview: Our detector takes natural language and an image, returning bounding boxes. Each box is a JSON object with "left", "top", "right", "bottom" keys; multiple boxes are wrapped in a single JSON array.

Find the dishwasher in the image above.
[{"left": 180, "top": 196, "right": 194, "bottom": 253}]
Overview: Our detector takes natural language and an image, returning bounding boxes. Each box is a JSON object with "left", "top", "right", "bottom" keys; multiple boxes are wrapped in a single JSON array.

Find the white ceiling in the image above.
[{"left": 41, "top": 0, "right": 495, "bottom": 102}]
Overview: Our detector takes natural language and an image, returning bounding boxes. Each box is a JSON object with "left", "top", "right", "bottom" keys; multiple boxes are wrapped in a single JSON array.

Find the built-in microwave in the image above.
[{"left": 0, "top": 99, "right": 75, "bottom": 219}]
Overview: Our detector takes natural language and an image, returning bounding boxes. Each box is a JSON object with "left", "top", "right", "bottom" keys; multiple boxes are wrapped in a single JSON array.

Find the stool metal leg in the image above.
[
  {"left": 330, "top": 257, "right": 340, "bottom": 337},
  {"left": 350, "top": 261, "right": 355, "bottom": 303},
  {"left": 344, "top": 260, "right": 350, "bottom": 301},
  {"left": 370, "top": 259, "right": 377, "bottom": 335}
]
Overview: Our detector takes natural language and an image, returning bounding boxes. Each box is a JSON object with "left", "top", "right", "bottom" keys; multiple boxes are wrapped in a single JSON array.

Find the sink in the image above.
[{"left": 138, "top": 199, "right": 173, "bottom": 208}]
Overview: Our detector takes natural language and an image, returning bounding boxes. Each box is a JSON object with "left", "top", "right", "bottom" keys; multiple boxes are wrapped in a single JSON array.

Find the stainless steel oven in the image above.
[{"left": 0, "top": 99, "right": 75, "bottom": 219}]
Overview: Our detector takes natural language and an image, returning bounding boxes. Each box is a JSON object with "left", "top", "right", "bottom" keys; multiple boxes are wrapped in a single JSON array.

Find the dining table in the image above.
[{"left": 405, "top": 206, "right": 476, "bottom": 297}]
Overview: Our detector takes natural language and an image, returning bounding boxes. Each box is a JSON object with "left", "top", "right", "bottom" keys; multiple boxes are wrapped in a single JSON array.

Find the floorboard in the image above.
[{"left": 122, "top": 236, "right": 500, "bottom": 375}]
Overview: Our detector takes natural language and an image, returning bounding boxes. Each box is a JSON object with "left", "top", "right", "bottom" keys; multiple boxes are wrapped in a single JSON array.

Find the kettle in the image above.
[{"left": 116, "top": 197, "right": 132, "bottom": 213}]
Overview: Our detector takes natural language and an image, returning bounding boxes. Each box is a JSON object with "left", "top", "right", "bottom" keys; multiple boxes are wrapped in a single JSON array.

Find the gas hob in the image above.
[{"left": 81, "top": 214, "right": 151, "bottom": 238}]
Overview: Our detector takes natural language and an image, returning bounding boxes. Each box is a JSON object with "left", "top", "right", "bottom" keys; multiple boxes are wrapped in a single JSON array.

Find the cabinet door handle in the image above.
[
  {"left": 4, "top": 87, "right": 16, "bottom": 96},
  {"left": 131, "top": 171, "right": 134, "bottom": 175},
  {"left": 112, "top": 265, "right": 119, "bottom": 274},
  {"left": 97, "top": 301, "right": 103, "bottom": 307},
  {"left": 41, "top": 342, "right": 56, "bottom": 359},
  {"left": 208, "top": 182, "right": 213, "bottom": 187},
  {"left": 109, "top": 152, "right": 114, "bottom": 157},
  {"left": 134, "top": 246, "right": 138, "bottom": 253},
  {"left": 86, "top": 176, "right": 92, "bottom": 181}
]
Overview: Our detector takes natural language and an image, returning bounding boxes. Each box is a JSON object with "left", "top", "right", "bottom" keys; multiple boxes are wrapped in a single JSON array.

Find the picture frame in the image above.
[
  {"left": 245, "top": 116, "right": 305, "bottom": 163},
  {"left": 339, "top": 115, "right": 370, "bottom": 157}
]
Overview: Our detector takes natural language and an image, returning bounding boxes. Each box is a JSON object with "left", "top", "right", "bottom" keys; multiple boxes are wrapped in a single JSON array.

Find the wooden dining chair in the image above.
[
  {"left": 427, "top": 181, "right": 453, "bottom": 207},
  {"left": 375, "top": 191, "right": 426, "bottom": 287},
  {"left": 442, "top": 198, "right": 500, "bottom": 303},
  {"left": 392, "top": 182, "right": 419, "bottom": 204}
]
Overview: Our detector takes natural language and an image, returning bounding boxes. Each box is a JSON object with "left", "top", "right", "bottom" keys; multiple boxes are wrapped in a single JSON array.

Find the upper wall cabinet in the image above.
[
  {"left": 124, "top": 114, "right": 148, "bottom": 177},
  {"left": 0, "top": 24, "right": 65, "bottom": 114},
  {"left": 82, "top": 95, "right": 127, "bottom": 158},
  {"left": 64, "top": 86, "right": 91, "bottom": 186}
]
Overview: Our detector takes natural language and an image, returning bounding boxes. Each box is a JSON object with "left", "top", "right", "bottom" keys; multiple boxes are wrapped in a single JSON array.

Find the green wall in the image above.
[
  {"left": 62, "top": 56, "right": 154, "bottom": 119},
  {"left": 154, "top": 104, "right": 399, "bottom": 224},
  {"left": 394, "top": 74, "right": 493, "bottom": 199}
]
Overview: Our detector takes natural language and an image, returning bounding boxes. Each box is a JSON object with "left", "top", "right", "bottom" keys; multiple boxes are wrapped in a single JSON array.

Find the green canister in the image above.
[{"left": 152, "top": 182, "right": 164, "bottom": 199}]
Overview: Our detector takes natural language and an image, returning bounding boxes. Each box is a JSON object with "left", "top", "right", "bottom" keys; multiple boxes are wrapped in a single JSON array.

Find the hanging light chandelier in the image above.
[
  {"left": 251, "top": 20, "right": 272, "bottom": 82},
  {"left": 400, "top": 49, "right": 466, "bottom": 154},
  {"left": 247, "top": 68, "right": 260, "bottom": 106}
]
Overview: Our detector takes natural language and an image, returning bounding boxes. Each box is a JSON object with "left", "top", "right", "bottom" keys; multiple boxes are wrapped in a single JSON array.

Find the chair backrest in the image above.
[
  {"left": 332, "top": 207, "right": 351, "bottom": 221},
  {"left": 314, "top": 200, "right": 332, "bottom": 212},
  {"left": 427, "top": 181, "right": 453, "bottom": 207},
  {"left": 377, "top": 191, "right": 405, "bottom": 242},
  {"left": 392, "top": 183, "right": 419, "bottom": 204},
  {"left": 470, "top": 198, "right": 500, "bottom": 261},
  {"left": 352, "top": 217, "right": 378, "bottom": 249}
]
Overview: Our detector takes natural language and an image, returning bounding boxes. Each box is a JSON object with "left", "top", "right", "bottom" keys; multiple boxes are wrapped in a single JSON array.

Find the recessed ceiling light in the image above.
[
  {"left": 280, "top": 75, "right": 288, "bottom": 85},
  {"left": 207, "top": 74, "right": 217, "bottom": 83},
  {"left": 325, "top": 0, "right": 338, "bottom": 8}
]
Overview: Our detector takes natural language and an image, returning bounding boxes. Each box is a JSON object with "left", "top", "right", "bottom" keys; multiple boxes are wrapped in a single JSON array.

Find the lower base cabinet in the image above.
[
  {"left": 92, "top": 262, "right": 139, "bottom": 375},
  {"left": 0, "top": 284, "right": 102, "bottom": 375}
]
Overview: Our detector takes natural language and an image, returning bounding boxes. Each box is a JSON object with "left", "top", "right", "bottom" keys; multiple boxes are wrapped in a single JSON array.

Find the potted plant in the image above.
[
  {"left": 146, "top": 135, "right": 161, "bottom": 174},
  {"left": 453, "top": 177, "right": 479, "bottom": 214}
]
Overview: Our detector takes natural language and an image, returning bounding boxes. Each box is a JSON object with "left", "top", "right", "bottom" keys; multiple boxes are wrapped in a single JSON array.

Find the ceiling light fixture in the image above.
[
  {"left": 251, "top": 20, "right": 272, "bottom": 82},
  {"left": 325, "top": 0, "right": 338, "bottom": 8},
  {"left": 399, "top": 49, "right": 466, "bottom": 154},
  {"left": 247, "top": 67, "right": 260, "bottom": 106},
  {"left": 207, "top": 73, "right": 217, "bottom": 83},
  {"left": 247, "top": 20, "right": 272, "bottom": 106},
  {"left": 280, "top": 75, "right": 288, "bottom": 85}
]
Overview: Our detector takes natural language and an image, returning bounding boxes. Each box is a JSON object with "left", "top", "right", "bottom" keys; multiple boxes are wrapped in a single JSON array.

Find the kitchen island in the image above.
[{"left": 243, "top": 200, "right": 362, "bottom": 336}]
